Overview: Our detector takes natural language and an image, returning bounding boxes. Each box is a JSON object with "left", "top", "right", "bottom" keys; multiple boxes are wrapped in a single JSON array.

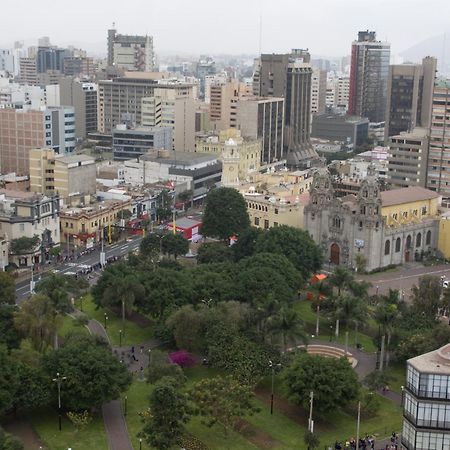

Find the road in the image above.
[
  {"left": 359, "top": 263, "right": 450, "bottom": 300},
  {"left": 15, "top": 235, "right": 143, "bottom": 303}
]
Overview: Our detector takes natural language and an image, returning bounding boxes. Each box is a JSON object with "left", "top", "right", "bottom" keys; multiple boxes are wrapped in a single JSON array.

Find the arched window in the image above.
[
  {"left": 395, "top": 237, "right": 401, "bottom": 253},
  {"left": 333, "top": 216, "right": 341, "bottom": 228},
  {"left": 426, "top": 230, "right": 432, "bottom": 245},
  {"left": 406, "top": 235, "right": 412, "bottom": 248},
  {"left": 416, "top": 233, "right": 422, "bottom": 247},
  {"left": 384, "top": 240, "right": 391, "bottom": 255}
]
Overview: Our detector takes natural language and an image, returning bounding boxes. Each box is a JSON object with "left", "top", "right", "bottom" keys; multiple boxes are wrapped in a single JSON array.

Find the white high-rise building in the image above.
[{"left": 311, "top": 67, "right": 327, "bottom": 117}]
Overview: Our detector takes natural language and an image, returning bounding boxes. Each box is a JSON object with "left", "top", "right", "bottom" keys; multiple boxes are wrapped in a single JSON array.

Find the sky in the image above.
[{"left": 1, "top": 0, "right": 449, "bottom": 58}]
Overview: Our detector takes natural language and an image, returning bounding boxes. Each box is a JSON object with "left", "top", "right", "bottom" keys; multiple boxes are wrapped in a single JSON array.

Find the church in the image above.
[{"left": 304, "top": 167, "right": 441, "bottom": 272}]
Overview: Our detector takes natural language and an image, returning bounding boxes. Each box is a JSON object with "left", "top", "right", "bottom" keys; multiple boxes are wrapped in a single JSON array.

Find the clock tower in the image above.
[{"left": 221, "top": 138, "right": 240, "bottom": 187}]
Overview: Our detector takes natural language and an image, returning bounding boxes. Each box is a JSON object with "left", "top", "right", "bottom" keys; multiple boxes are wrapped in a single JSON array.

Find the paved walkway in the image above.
[{"left": 3, "top": 420, "right": 44, "bottom": 450}]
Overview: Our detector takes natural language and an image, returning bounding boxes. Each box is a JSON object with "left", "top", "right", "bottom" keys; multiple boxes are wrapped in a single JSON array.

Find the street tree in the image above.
[
  {"left": 304, "top": 431, "right": 320, "bottom": 450},
  {"left": 10, "top": 236, "right": 40, "bottom": 255},
  {"left": 35, "top": 274, "right": 73, "bottom": 314},
  {"left": 190, "top": 375, "right": 259, "bottom": 434},
  {"left": 411, "top": 275, "right": 443, "bottom": 316},
  {"left": 232, "top": 227, "right": 262, "bottom": 261},
  {"left": 43, "top": 333, "right": 131, "bottom": 411},
  {"left": 255, "top": 226, "right": 322, "bottom": 278},
  {"left": 201, "top": 187, "right": 250, "bottom": 240},
  {"left": 139, "top": 233, "right": 163, "bottom": 265},
  {"left": 0, "top": 305, "right": 21, "bottom": 350},
  {"left": 14, "top": 294, "right": 60, "bottom": 352},
  {"left": 0, "top": 271, "right": 15, "bottom": 305},
  {"left": 283, "top": 352, "right": 359, "bottom": 414},
  {"left": 161, "top": 233, "right": 189, "bottom": 259},
  {"left": 141, "top": 377, "right": 191, "bottom": 450}
]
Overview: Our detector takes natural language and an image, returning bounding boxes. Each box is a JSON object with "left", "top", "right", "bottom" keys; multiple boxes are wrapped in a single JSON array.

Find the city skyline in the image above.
[{"left": 1, "top": 0, "right": 449, "bottom": 58}]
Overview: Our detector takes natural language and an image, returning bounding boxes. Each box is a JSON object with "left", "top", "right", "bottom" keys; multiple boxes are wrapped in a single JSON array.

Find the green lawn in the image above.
[
  {"left": 32, "top": 408, "right": 108, "bottom": 450},
  {"left": 59, "top": 314, "right": 89, "bottom": 337},
  {"left": 294, "top": 300, "right": 378, "bottom": 353},
  {"left": 75, "top": 295, "right": 154, "bottom": 346},
  {"left": 384, "top": 363, "right": 406, "bottom": 394}
]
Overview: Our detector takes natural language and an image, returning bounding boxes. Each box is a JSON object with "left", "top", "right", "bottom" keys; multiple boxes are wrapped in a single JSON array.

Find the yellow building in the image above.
[
  {"left": 244, "top": 191, "right": 309, "bottom": 230},
  {"left": 438, "top": 213, "right": 450, "bottom": 259},
  {"left": 196, "top": 128, "right": 261, "bottom": 181},
  {"left": 29, "top": 148, "right": 96, "bottom": 205},
  {"left": 59, "top": 199, "right": 132, "bottom": 250}
]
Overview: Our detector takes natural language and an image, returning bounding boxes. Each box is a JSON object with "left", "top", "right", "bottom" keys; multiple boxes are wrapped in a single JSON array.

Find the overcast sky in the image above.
[{"left": 1, "top": 0, "right": 449, "bottom": 57}]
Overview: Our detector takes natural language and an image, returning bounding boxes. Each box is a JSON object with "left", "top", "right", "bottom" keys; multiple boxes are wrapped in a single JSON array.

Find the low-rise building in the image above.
[
  {"left": 0, "top": 189, "right": 60, "bottom": 267},
  {"left": 59, "top": 199, "right": 132, "bottom": 250}
]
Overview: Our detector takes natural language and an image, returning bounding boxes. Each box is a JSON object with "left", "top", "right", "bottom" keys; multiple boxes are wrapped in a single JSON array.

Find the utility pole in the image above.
[
  {"left": 315, "top": 305, "right": 320, "bottom": 336},
  {"left": 379, "top": 334, "right": 386, "bottom": 371},
  {"left": 268, "top": 360, "right": 281, "bottom": 415},
  {"left": 53, "top": 372, "right": 66, "bottom": 431},
  {"left": 30, "top": 264, "right": 35, "bottom": 294}
]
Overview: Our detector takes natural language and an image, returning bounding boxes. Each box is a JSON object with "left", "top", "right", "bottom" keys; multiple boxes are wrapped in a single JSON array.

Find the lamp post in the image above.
[
  {"left": 124, "top": 395, "right": 128, "bottom": 416},
  {"left": 329, "top": 325, "right": 333, "bottom": 342},
  {"left": 355, "top": 401, "right": 361, "bottom": 449},
  {"left": 148, "top": 348, "right": 152, "bottom": 365},
  {"left": 308, "top": 391, "right": 314, "bottom": 433},
  {"left": 104, "top": 313, "right": 108, "bottom": 330},
  {"left": 119, "top": 329, "right": 122, "bottom": 346},
  {"left": 80, "top": 296, "right": 83, "bottom": 312},
  {"left": 268, "top": 360, "right": 281, "bottom": 415},
  {"left": 52, "top": 372, "right": 66, "bottom": 431},
  {"left": 139, "top": 438, "right": 142, "bottom": 450}
]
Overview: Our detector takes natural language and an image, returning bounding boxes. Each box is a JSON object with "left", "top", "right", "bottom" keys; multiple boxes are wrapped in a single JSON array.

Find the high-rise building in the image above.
[
  {"left": 426, "top": 80, "right": 450, "bottom": 197},
  {"left": 107, "top": 26, "right": 155, "bottom": 72},
  {"left": 19, "top": 57, "right": 38, "bottom": 85},
  {"left": 255, "top": 49, "right": 319, "bottom": 167},
  {"left": 141, "top": 86, "right": 195, "bottom": 152},
  {"left": 235, "top": 96, "right": 285, "bottom": 164},
  {"left": 401, "top": 344, "right": 450, "bottom": 450},
  {"left": 195, "top": 57, "right": 216, "bottom": 100},
  {"left": 0, "top": 49, "right": 14, "bottom": 75},
  {"left": 385, "top": 57, "right": 437, "bottom": 142},
  {"left": 59, "top": 78, "right": 98, "bottom": 140},
  {"left": 387, "top": 128, "right": 429, "bottom": 188},
  {"left": 348, "top": 31, "right": 390, "bottom": 123},
  {"left": 311, "top": 67, "right": 327, "bottom": 117},
  {"left": 37, "top": 46, "right": 68, "bottom": 73},
  {"left": 336, "top": 77, "right": 350, "bottom": 109},
  {"left": 62, "top": 56, "right": 95, "bottom": 77},
  {"left": 0, "top": 106, "right": 75, "bottom": 174}
]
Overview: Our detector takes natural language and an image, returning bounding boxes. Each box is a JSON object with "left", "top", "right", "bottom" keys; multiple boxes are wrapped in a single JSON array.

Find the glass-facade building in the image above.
[{"left": 402, "top": 345, "right": 450, "bottom": 449}]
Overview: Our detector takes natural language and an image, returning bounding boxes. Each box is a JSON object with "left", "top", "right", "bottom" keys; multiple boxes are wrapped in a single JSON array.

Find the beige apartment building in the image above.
[
  {"left": 59, "top": 199, "right": 132, "bottom": 249},
  {"left": 29, "top": 148, "right": 96, "bottom": 204},
  {"left": 141, "top": 86, "right": 195, "bottom": 152},
  {"left": 196, "top": 128, "right": 261, "bottom": 181}
]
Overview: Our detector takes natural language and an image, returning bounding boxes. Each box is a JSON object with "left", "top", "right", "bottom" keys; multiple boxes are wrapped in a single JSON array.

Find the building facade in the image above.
[
  {"left": 311, "top": 67, "right": 327, "bottom": 117},
  {"left": 402, "top": 344, "right": 450, "bottom": 450},
  {"left": 304, "top": 168, "right": 440, "bottom": 272},
  {"left": 348, "top": 31, "right": 390, "bottom": 123},
  {"left": 385, "top": 57, "right": 436, "bottom": 142},
  {"left": 112, "top": 126, "right": 172, "bottom": 161}
]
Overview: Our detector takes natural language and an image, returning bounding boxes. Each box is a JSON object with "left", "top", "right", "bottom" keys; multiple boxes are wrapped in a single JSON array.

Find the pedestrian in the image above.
[
  {"left": 140, "top": 345, "right": 143, "bottom": 354},
  {"left": 131, "top": 346, "right": 135, "bottom": 354}
]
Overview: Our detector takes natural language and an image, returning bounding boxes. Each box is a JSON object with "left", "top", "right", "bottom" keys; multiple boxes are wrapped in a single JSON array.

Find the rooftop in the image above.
[
  {"left": 408, "top": 344, "right": 450, "bottom": 375},
  {"left": 169, "top": 217, "right": 202, "bottom": 229},
  {"left": 381, "top": 186, "right": 441, "bottom": 207},
  {"left": 56, "top": 154, "right": 95, "bottom": 165},
  {"left": 140, "top": 150, "right": 218, "bottom": 165}
]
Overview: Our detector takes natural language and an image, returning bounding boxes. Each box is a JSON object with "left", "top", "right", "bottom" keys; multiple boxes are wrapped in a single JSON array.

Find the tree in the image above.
[
  {"left": 197, "top": 242, "right": 233, "bottom": 264},
  {"left": 411, "top": 275, "right": 443, "bottom": 316},
  {"left": 35, "top": 274, "right": 73, "bottom": 314},
  {"left": 156, "top": 189, "right": 173, "bottom": 222},
  {"left": 139, "top": 234, "right": 163, "bottom": 266},
  {"left": 141, "top": 377, "right": 191, "bottom": 450},
  {"left": 146, "top": 349, "right": 185, "bottom": 385},
  {"left": 66, "top": 410, "right": 92, "bottom": 431},
  {"left": 329, "top": 266, "right": 354, "bottom": 296},
  {"left": 0, "top": 347, "right": 20, "bottom": 415},
  {"left": 232, "top": 227, "right": 262, "bottom": 261},
  {"left": 267, "top": 306, "right": 308, "bottom": 352},
  {"left": 190, "top": 375, "right": 259, "bottom": 434},
  {"left": 255, "top": 226, "right": 322, "bottom": 278},
  {"left": 10, "top": 235, "right": 40, "bottom": 254},
  {"left": 0, "top": 427, "right": 24, "bottom": 450},
  {"left": 283, "top": 352, "right": 359, "bottom": 414},
  {"left": 201, "top": 187, "right": 250, "bottom": 240},
  {"left": 189, "top": 265, "right": 236, "bottom": 304},
  {"left": 14, "top": 294, "right": 60, "bottom": 352},
  {"left": 304, "top": 431, "right": 320, "bottom": 450},
  {"left": 43, "top": 333, "right": 131, "bottom": 411},
  {"left": 0, "top": 305, "right": 21, "bottom": 350},
  {"left": 0, "top": 272, "right": 15, "bottom": 305},
  {"left": 161, "top": 233, "right": 189, "bottom": 259}
]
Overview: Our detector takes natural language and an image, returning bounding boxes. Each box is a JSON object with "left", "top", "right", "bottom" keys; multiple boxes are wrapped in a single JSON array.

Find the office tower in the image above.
[
  {"left": 37, "top": 46, "right": 68, "bottom": 73},
  {"left": 387, "top": 128, "right": 429, "bottom": 188},
  {"left": 236, "top": 96, "right": 285, "bottom": 164},
  {"left": 336, "top": 77, "right": 350, "bottom": 109},
  {"left": 97, "top": 73, "right": 193, "bottom": 134},
  {"left": 0, "top": 50, "right": 14, "bottom": 75},
  {"left": 426, "top": 80, "right": 450, "bottom": 196},
  {"left": 62, "top": 56, "right": 95, "bottom": 77},
  {"left": 195, "top": 56, "right": 216, "bottom": 100},
  {"left": 59, "top": 78, "right": 98, "bottom": 139},
  {"left": 0, "top": 106, "right": 75, "bottom": 174},
  {"left": 19, "top": 57, "right": 38, "bottom": 85},
  {"left": 385, "top": 57, "right": 437, "bottom": 141},
  {"left": 311, "top": 67, "right": 327, "bottom": 117},
  {"left": 348, "top": 31, "right": 390, "bottom": 123},
  {"left": 112, "top": 126, "right": 173, "bottom": 161},
  {"left": 141, "top": 86, "right": 195, "bottom": 152},
  {"left": 256, "top": 49, "right": 319, "bottom": 167},
  {"left": 107, "top": 26, "right": 155, "bottom": 72}
]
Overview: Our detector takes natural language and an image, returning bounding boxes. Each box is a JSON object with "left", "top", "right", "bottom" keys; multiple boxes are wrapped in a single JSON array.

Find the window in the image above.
[
  {"left": 395, "top": 237, "right": 401, "bottom": 252},
  {"left": 416, "top": 233, "right": 422, "bottom": 247},
  {"left": 426, "top": 230, "right": 432, "bottom": 245},
  {"left": 264, "top": 220, "right": 269, "bottom": 229},
  {"left": 254, "top": 217, "right": 259, "bottom": 226},
  {"left": 384, "top": 240, "right": 390, "bottom": 255},
  {"left": 274, "top": 208, "right": 279, "bottom": 215},
  {"left": 422, "top": 206, "right": 428, "bottom": 215}
]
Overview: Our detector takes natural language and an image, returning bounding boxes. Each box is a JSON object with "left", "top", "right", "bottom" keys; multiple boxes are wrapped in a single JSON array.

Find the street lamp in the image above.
[
  {"left": 268, "top": 360, "right": 281, "bottom": 415},
  {"left": 104, "top": 313, "right": 108, "bottom": 330},
  {"left": 139, "top": 438, "right": 142, "bottom": 450},
  {"left": 124, "top": 395, "right": 128, "bottom": 416},
  {"left": 329, "top": 325, "right": 333, "bottom": 342},
  {"left": 52, "top": 372, "right": 66, "bottom": 431},
  {"left": 119, "top": 329, "right": 122, "bottom": 346}
]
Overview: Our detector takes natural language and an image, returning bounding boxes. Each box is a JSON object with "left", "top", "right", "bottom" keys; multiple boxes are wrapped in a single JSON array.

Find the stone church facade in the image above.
[{"left": 304, "top": 168, "right": 440, "bottom": 272}]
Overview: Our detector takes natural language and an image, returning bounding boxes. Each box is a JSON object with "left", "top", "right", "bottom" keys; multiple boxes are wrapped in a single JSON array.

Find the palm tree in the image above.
[
  {"left": 329, "top": 266, "right": 354, "bottom": 296},
  {"left": 267, "top": 306, "right": 308, "bottom": 352},
  {"left": 347, "top": 280, "right": 371, "bottom": 301},
  {"left": 333, "top": 295, "right": 368, "bottom": 345},
  {"left": 374, "top": 297, "right": 400, "bottom": 368}
]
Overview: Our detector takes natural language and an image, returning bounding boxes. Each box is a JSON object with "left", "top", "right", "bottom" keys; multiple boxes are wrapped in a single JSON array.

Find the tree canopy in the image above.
[
  {"left": 201, "top": 187, "right": 250, "bottom": 240},
  {"left": 283, "top": 352, "right": 359, "bottom": 414},
  {"left": 0, "top": 272, "right": 15, "bottom": 305},
  {"left": 255, "top": 226, "right": 322, "bottom": 278}
]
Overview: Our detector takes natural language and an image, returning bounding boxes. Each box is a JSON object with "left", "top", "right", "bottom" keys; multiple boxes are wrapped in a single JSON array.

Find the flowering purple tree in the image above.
[{"left": 168, "top": 350, "right": 196, "bottom": 367}]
